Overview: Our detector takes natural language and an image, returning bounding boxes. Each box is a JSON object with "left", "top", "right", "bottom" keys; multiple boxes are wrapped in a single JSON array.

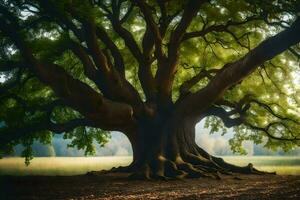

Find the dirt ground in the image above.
[{"left": 0, "top": 173, "right": 300, "bottom": 200}]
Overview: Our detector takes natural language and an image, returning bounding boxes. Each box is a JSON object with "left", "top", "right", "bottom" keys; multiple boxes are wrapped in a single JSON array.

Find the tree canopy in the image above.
[{"left": 0, "top": 0, "right": 300, "bottom": 166}]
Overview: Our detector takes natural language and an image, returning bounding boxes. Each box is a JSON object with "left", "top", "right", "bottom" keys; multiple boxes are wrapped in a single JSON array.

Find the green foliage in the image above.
[
  {"left": 0, "top": 0, "right": 300, "bottom": 162},
  {"left": 63, "top": 127, "right": 110, "bottom": 156},
  {"left": 204, "top": 116, "right": 227, "bottom": 136}
]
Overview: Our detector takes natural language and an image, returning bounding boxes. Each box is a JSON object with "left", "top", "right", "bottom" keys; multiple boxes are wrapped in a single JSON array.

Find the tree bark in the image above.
[
  {"left": 2, "top": 1, "right": 299, "bottom": 180},
  {"left": 107, "top": 113, "right": 269, "bottom": 180}
]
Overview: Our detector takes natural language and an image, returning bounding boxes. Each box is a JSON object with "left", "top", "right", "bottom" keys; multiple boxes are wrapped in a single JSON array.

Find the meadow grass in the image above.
[
  {"left": 222, "top": 156, "right": 300, "bottom": 175},
  {"left": 0, "top": 157, "right": 132, "bottom": 176},
  {"left": 0, "top": 156, "right": 299, "bottom": 176}
]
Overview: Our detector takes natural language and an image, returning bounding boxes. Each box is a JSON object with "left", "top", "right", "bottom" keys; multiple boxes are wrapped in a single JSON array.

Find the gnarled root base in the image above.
[
  {"left": 87, "top": 120, "right": 275, "bottom": 180},
  {"left": 125, "top": 157, "right": 275, "bottom": 180},
  {"left": 88, "top": 148, "right": 275, "bottom": 180}
]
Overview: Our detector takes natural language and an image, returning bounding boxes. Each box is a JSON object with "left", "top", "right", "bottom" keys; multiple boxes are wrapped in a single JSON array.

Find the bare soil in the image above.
[{"left": 1, "top": 173, "right": 300, "bottom": 200}]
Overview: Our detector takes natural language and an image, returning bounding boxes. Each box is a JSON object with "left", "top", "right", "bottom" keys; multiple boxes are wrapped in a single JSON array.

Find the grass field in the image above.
[
  {"left": 0, "top": 156, "right": 299, "bottom": 176},
  {"left": 222, "top": 156, "right": 300, "bottom": 175}
]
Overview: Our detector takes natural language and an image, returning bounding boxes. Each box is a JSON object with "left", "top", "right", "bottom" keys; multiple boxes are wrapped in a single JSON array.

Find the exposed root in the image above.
[
  {"left": 110, "top": 165, "right": 133, "bottom": 173},
  {"left": 128, "top": 164, "right": 151, "bottom": 180},
  {"left": 212, "top": 156, "right": 276, "bottom": 175},
  {"left": 86, "top": 164, "right": 135, "bottom": 176},
  {"left": 163, "top": 160, "right": 187, "bottom": 179},
  {"left": 87, "top": 152, "right": 275, "bottom": 180},
  {"left": 177, "top": 163, "right": 214, "bottom": 179}
]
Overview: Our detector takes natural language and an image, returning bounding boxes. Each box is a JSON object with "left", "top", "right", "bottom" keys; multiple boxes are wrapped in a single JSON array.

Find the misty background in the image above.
[
  {"left": 9, "top": 120, "right": 300, "bottom": 157},
  {"left": 1, "top": 67, "right": 300, "bottom": 157}
]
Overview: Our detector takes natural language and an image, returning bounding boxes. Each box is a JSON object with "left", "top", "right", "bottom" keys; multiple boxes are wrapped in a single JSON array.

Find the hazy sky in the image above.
[{"left": 11, "top": 120, "right": 300, "bottom": 157}]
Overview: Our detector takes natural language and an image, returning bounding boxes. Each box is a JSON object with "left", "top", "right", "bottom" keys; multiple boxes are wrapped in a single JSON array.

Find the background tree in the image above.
[{"left": 0, "top": 0, "right": 300, "bottom": 179}]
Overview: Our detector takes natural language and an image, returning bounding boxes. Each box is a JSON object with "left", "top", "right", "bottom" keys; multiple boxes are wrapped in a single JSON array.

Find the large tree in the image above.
[{"left": 0, "top": 0, "right": 300, "bottom": 179}]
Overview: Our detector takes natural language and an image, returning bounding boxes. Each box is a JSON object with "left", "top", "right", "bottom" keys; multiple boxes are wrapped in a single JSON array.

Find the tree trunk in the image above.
[{"left": 110, "top": 113, "right": 270, "bottom": 180}]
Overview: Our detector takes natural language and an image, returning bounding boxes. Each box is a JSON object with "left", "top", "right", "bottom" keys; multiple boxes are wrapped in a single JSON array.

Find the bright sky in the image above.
[{"left": 0, "top": 75, "right": 5, "bottom": 83}]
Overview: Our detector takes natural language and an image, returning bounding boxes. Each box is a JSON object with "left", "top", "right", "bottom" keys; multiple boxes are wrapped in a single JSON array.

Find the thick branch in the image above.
[
  {"left": 99, "top": 2, "right": 158, "bottom": 102},
  {"left": 179, "top": 69, "right": 219, "bottom": 98},
  {"left": 81, "top": 20, "right": 112, "bottom": 75},
  {"left": 108, "top": 12, "right": 144, "bottom": 63},
  {"left": 168, "top": 0, "right": 206, "bottom": 51},
  {"left": 0, "top": 9, "right": 136, "bottom": 132},
  {"left": 155, "top": 0, "right": 207, "bottom": 106},
  {"left": 96, "top": 26, "right": 125, "bottom": 75},
  {"left": 0, "top": 118, "right": 93, "bottom": 146},
  {"left": 68, "top": 40, "right": 101, "bottom": 84},
  {"left": 139, "top": 23, "right": 157, "bottom": 101},
  {"left": 178, "top": 17, "right": 300, "bottom": 118},
  {"left": 135, "top": 0, "right": 163, "bottom": 59},
  {"left": 206, "top": 106, "right": 244, "bottom": 128},
  {"left": 36, "top": 4, "right": 144, "bottom": 116}
]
